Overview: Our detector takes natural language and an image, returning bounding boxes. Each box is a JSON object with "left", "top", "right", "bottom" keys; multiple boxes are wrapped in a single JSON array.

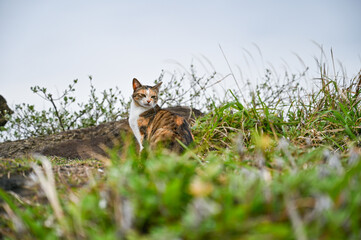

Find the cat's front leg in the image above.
[{"left": 129, "top": 118, "right": 144, "bottom": 153}]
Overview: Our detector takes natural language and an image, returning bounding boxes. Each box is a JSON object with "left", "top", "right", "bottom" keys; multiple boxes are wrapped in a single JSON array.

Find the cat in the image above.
[{"left": 128, "top": 78, "right": 194, "bottom": 153}]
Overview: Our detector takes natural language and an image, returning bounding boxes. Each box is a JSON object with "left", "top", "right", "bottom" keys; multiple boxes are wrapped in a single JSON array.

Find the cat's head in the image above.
[{"left": 132, "top": 78, "right": 162, "bottom": 108}]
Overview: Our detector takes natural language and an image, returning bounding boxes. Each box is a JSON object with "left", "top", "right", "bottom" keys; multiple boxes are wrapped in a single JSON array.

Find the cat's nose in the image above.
[{"left": 147, "top": 99, "right": 151, "bottom": 103}]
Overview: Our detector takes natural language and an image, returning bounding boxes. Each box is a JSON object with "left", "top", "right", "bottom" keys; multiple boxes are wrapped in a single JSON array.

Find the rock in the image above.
[{"left": 0, "top": 95, "right": 13, "bottom": 127}]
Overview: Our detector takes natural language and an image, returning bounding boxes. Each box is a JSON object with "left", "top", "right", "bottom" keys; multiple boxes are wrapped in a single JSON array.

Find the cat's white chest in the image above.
[{"left": 129, "top": 101, "right": 146, "bottom": 151}]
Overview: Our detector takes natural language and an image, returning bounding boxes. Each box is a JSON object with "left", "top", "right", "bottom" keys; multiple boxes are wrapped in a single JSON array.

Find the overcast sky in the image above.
[{"left": 1, "top": 0, "right": 360, "bottom": 109}]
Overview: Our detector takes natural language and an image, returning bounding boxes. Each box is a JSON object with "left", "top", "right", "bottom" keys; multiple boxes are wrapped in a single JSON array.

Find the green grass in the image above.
[
  {"left": 1, "top": 69, "right": 361, "bottom": 239},
  {"left": 1, "top": 141, "right": 361, "bottom": 239}
]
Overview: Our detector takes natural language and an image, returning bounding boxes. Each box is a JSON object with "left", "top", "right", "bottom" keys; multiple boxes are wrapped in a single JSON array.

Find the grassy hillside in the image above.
[{"left": 1, "top": 65, "right": 361, "bottom": 239}]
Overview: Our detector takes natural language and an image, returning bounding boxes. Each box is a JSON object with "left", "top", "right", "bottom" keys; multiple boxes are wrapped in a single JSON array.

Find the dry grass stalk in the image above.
[{"left": 31, "top": 155, "right": 64, "bottom": 223}]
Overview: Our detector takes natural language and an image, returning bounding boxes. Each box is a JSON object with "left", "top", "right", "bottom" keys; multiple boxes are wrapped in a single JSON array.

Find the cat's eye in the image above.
[
  {"left": 138, "top": 94, "right": 146, "bottom": 98},
  {"left": 151, "top": 96, "right": 157, "bottom": 99}
]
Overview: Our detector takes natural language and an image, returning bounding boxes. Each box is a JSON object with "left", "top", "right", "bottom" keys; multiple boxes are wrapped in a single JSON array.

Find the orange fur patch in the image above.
[
  {"left": 138, "top": 117, "right": 150, "bottom": 127},
  {"left": 137, "top": 89, "right": 147, "bottom": 95},
  {"left": 175, "top": 116, "right": 184, "bottom": 126}
]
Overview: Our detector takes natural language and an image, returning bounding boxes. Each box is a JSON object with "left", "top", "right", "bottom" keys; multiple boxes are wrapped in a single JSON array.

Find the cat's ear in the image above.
[
  {"left": 133, "top": 78, "right": 142, "bottom": 90},
  {"left": 152, "top": 82, "right": 162, "bottom": 91}
]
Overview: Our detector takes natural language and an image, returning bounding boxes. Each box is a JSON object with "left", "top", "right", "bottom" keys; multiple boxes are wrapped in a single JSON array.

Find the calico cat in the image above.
[{"left": 129, "top": 78, "right": 194, "bottom": 153}]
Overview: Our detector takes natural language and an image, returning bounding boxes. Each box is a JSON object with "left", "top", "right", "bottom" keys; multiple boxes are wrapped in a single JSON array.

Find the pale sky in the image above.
[{"left": 1, "top": 0, "right": 360, "bottom": 109}]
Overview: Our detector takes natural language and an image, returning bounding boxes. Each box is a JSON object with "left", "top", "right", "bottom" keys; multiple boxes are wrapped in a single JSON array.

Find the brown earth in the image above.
[{"left": 0, "top": 106, "right": 202, "bottom": 159}]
